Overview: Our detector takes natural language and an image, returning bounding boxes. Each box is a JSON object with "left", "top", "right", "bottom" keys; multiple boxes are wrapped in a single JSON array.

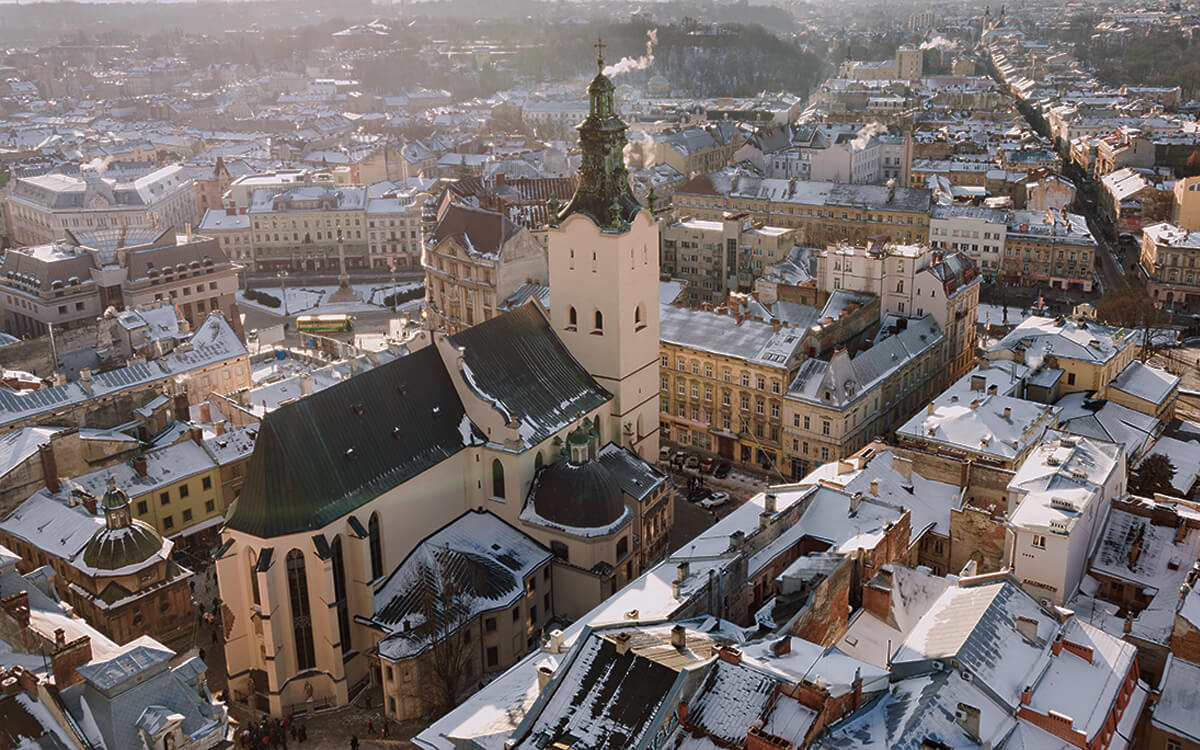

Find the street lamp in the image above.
[
  {"left": 389, "top": 260, "right": 398, "bottom": 314},
  {"left": 276, "top": 269, "right": 290, "bottom": 318}
]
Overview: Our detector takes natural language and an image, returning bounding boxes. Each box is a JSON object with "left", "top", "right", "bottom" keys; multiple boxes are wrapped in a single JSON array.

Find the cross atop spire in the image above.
[{"left": 595, "top": 37, "right": 606, "bottom": 73}]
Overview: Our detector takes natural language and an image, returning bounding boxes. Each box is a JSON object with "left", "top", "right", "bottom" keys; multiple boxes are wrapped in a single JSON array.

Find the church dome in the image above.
[
  {"left": 82, "top": 520, "right": 165, "bottom": 573},
  {"left": 82, "top": 477, "right": 166, "bottom": 573},
  {"left": 532, "top": 458, "right": 625, "bottom": 531}
]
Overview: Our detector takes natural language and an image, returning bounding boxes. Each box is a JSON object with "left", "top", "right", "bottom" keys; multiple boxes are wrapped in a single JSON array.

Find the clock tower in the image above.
[{"left": 548, "top": 40, "right": 660, "bottom": 460}]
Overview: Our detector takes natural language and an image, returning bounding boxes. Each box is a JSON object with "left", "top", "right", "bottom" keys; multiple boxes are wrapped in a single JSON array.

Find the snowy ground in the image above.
[
  {"left": 250, "top": 356, "right": 325, "bottom": 386},
  {"left": 237, "top": 282, "right": 422, "bottom": 316},
  {"left": 977, "top": 302, "right": 1025, "bottom": 327}
]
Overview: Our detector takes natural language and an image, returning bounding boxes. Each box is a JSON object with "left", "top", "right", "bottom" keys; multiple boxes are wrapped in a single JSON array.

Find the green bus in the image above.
[{"left": 296, "top": 314, "right": 356, "bottom": 334}]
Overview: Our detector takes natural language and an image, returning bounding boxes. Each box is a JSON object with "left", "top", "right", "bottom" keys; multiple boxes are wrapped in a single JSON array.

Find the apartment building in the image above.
[
  {"left": 782, "top": 316, "right": 944, "bottom": 479},
  {"left": 1002, "top": 209, "right": 1097, "bottom": 292},
  {"left": 0, "top": 227, "right": 240, "bottom": 338},
  {"left": 985, "top": 315, "right": 1138, "bottom": 401},
  {"left": 661, "top": 213, "right": 798, "bottom": 303},
  {"left": 929, "top": 203, "right": 1008, "bottom": 280},
  {"left": 366, "top": 188, "right": 428, "bottom": 270},
  {"left": 673, "top": 172, "right": 931, "bottom": 248},
  {"left": 815, "top": 240, "right": 980, "bottom": 386},
  {"left": 423, "top": 202, "right": 546, "bottom": 333},
  {"left": 1141, "top": 221, "right": 1200, "bottom": 310},
  {"left": 247, "top": 185, "right": 367, "bottom": 270}
]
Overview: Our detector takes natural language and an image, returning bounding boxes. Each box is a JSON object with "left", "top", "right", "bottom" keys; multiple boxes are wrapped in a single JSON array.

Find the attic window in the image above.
[
  {"left": 397, "top": 384, "right": 408, "bottom": 396},
  {"left": 351, "top": 402, "right": 365, "bottom": 416},
  {"left": 432, "top": 406, "right": 441, "bottom": 418},
  {"left": 345, "top": 448, "right": 357, "bottom": 461},
  {"left": 392, "top": 426, "right": 402, "bottom": 439}
]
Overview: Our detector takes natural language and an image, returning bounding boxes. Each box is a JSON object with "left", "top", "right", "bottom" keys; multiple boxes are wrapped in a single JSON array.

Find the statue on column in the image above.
[{"left": 328, "top": 224, "right": 358, "bottom": 303}]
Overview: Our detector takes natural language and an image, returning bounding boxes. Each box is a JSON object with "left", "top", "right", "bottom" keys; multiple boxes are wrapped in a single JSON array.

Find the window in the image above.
[
  {"left": 617, "top": 536, "right": 628, "bottom": 558},
  {"left": 249, "top": 551, "right": 260, "bottom": 605},
  {"left": 182, "top": 509, "right": 193, "bottom": 523},
  {"left": 492, "top": 459, "right": 505, "bottom": 499},
  {"left": 205, "top": 499, "right": 215, "bottom": 513},
  {"left": 567, "top": 306, "right": 577, "bottom": 329},
  {"left": 202, "top": 476, "right": 212, "bottom": 491},
  {"left": 286, "top": 550, "right": 316, "bottom": 670},
  {"left": 487, "top": 646, "right": 499, "bottom": 667},
  {"left": 512, "top": 606, "right": 520, "bottom": 622},
  {"left": 593, "top": 309, "right": 604, "bottom": 332},
  {"left": 179, "top": 484, "right": 189, "bottom": 499},
  {"left": 136, "top": 500, "right": 148, "bottom": 515},
  {"left": 1031, "top": 535, "right": 1046, "bottom": 549},
  {"left": 1067, "top": 372, "right": 1076, "bottom": 386},
  {"left": 634, "top": 303, "right": 645, "bottom": 330},
  {"left": 160, "top": 491, "right": 170, "bottom": 506},
  {"left": 163, "top": 515, "right": 174, "bottom": 530},
  {"left": 822, "top": 420, "right": 831, "bottom": 436},
  {"left": 331, "top": 537, "right": 351, "bottom": 653},
  {"left": 369, "top": 512, "right": 383, "bottom": 580}
]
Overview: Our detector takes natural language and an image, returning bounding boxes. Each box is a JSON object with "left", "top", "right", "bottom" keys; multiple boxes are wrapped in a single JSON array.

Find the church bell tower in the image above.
[{"left": 548, "top": 39, "right": 660, "bottom": 460}]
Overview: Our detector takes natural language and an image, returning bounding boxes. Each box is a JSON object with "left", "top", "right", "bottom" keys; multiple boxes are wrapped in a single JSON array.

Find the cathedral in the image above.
[{"left": 215, "top": 49, "right": 665, "bottom": 718}]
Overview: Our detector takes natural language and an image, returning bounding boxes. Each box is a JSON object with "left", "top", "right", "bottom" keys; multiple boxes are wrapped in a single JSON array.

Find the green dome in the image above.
[
  {"left": 82, "top": 520, "right": 164, "bottom": 572},
  {"left": 567, "top": 427, "right": 591, "bottom": 447},
  {"left": 101, "top": 485, "right": 130, "bottom": 511}
]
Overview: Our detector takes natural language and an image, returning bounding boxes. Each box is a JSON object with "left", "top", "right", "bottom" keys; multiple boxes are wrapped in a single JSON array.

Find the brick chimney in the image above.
[
  {"left": 1, "top": 591, "right": 29, "bottom": 628},
  {"left": 38, "top": 443, "right": 60, "bottom": 495},
  {"left": 191, "top": 427, "right": 204, "bottom": 446},
  {"left": 173, "top": 393, "right": 190, "bottom": 421},
  {"left": 80, "top": 493, "right": 97, "bottom": 515},
  {"left": 613, "top": 632, "right": 632, "bottom": 656},
  {"left": 772, "top": 636, "right": 791, "bottom": 656},
  {"left": 671, "top": 625, "right": 686, "bottom": 650},
  {"left": 132, "top": 454, "right": 148, "bottom": 478},
  {"left": 50, "top": 635, "right": 92, "bottom": 689},
  {"left": 747, "top": 726, "right": 794, "bottom": 750},
  {"left": 1021, "top": 685, "right": 1033, "bottom": 705}
]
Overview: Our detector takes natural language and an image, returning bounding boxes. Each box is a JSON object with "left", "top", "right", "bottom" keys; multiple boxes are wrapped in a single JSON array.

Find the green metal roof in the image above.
[{"left": 225, "top": 345, "right": 476, "bottom": 539}]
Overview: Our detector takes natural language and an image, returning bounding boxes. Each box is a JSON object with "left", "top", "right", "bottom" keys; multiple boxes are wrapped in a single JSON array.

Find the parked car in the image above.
[
  {"left": 688, "top": 487, "right": 710, "bottom": 502},
  {"left": 672, "top": 451, "right": 687, "bottom": 467},
  {"left": 699, "top": 456, "right": 715, "bottom": 474},
  {"left": 714, "top": 463, "right": 731, "bottom": 479},
  {"left": 684, "top": 454, "right": 701, "bottom": 470},
  {"left": 659, "top": 447, "right": 671, "bottom": 463},
  {"left": 698, "top": 492, "right": 730, "bottom": 509}
]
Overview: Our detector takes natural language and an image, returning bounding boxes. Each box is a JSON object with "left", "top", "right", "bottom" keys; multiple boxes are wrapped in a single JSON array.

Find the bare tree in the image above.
[
  {"left": 1095, "top": 288, "right": 1171, "bottom": 362},
  {"left": 418, "top": 547, "right": 476, "bottom": 716}
]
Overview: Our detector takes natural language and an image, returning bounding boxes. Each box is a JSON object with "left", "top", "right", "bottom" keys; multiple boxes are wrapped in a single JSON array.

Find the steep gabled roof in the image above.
[{"left": 226, "top": 345, "right": 477, "bottom": 538}]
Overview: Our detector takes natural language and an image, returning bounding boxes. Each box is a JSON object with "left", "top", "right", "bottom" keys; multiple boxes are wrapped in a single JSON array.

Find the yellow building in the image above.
[
  {"left": 673, "top": 174, "right": 930, "bottom": 248},
  {"left": 1174, "top": 175, "right": 1200, "bottom": 231},
  {"left": 781, "top": 316, "right": 945, "bottom": 479},
  {"left": 248, "top": 185, "right": 367, "bottom": 271}
]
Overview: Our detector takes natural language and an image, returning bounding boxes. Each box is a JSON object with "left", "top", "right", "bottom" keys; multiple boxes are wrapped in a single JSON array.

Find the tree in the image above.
[
  {"left": 1095, "top": 289, "right": 1170, "bottom": 361},
  {"left": 1132, "top": 453, "right": 1177, "bottom": 497},
  {"left": 417, "top": 547, "right": 477, "bottom": 717}
]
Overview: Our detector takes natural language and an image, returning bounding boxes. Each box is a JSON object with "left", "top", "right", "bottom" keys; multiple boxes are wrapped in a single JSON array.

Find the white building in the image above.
[
  {"left": 1006, "top": 430, "right": 1126, "bottom": 606},
  {"left": 929, "top": 204, "right": 1009, "bottom": 280},
  {"left": 8, "top": 166, "right": 197, "bottom": 246}
]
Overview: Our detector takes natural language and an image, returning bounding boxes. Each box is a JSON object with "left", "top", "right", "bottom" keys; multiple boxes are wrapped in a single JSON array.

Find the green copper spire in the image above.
[{"left": 557, "top": 37, "right": 642, "bottom": 230}]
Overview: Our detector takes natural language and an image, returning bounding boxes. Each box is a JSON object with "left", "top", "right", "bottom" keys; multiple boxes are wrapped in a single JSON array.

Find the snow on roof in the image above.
[
  {"left": 1008, "top": 431, "right": 1122, "bottom": 532},
  {"left": 896, "top": 391, "right": 1059, "bottom": 463},
  {"left": 1152, "top": 654, "right": 1200, "bottom": 742},
  {"left": 1109, "top": 360, "right": 1178, "bottom": 406},
  {"left": 946, "top": 359, "right": 1030, "bottom": 400},
  {"left": 1140, "top": 436, "right": 1200, "bottom": 494},
  {"left": 747, "top": 485, "right": 904, "bottom": 577},
  {"left": 71, "top": 440, "right": 216, "bottom": 500},
  {"left": 202, "top": 424, "right": 259, "bottom": 466},
  {"left": 1057, "top": 392, "right": 1158, "bottom": 460},
  {"left": 0, "top": 425, "right": 64, "bottom": 477},
  {"left": 1028, "top": 618, "right": 1137, "bottom": 741},
  {"left": 989, "top": 315, "right": 1130, "bottom": 366},
  {"left": 835, "top": 566, "right": 952, "bottom": 669}
]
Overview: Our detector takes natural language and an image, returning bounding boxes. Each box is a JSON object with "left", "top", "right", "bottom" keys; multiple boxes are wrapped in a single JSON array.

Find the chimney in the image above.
[
  {"left": 1, "top": 592, "right": 29, "bottom": 628},
  {"left": 1014, "top": 616, "right": 1038, "bottom": 643},
  {"left": 772, "top": 636, "right": 791, "bottom": 656},
  {"left": 927, "top": 402, "right": 936, "bottom": 415},
  {"left": 38, "top": 444, "right": 60, "bottom": 495},
  {"left": 173, "top": 393, "right": 190, "bottom": 421},
  {"left": 190, "top": 427, "right": 203, "bottom": 446},
  {"left": 1176, "top": 521, "right": 1189, "bottom": 545},
  {"left": 613, "top": 632, "right": 632, "bottom": 656},
  {"left": 1003, "top": 406, "right": 1012, "bottom": 420},
  {"left": 764, "top": 493, "right": 777, "bottom": 513},
  {"left": 0, "top": 676, "right": 17, "bottom": 698},
  {"left": 971, "top": 374, "right": 986, "bottom": 391},
  {"left": 956, "top": 703, "right": 981, "bottom": 739},
  {"left": 548, "top": 629, "right": 564, "bottom": 653},
  {"left": 1020, "top": 686, "right": 1033, "bottom": 705},
  {"left": 869, "top": 479, "right": 879, "bottom": 496},
  {"left": 759, "top": 510, "right": 772, "bottom": 530},
  {"left": 78, "top": 368, "right": 93, "bottom": 395},
  {"left": 50, "top": 635, "right": 92, "bottom": 690},
  {"left": 132, "top": 454, "right": 148, "bottom": 478},
  {"left": 1124, "top": 612, "right": 1134, "bottom": 634},
  {"left": 677, "top": 561, "right": 690, "bottom": 582},
  {"left": 671, "top": 624, "right": 687, "bottom": 650},
  {"left": 536, "top": 665, "right": 554, "bottom": 690},
  {"left": 299, "top": 373, "right": 313, "bottom": 396},
  {"left": 80, "top": 493, "right": 97, "bottom": 515},
  {"left": 717, "top": 645, "right": 742, "bottom": 665},
  {"left": 54, "top": 628, "right": 65, "bottom": 647},
  {"left": 893, "top": 456, "right": 913, "bottom": 481}
]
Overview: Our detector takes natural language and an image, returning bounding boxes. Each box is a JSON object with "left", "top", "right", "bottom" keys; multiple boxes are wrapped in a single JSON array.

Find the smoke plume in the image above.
[{"left": 604, "top": 28, "right": 657, "bottom": 78}]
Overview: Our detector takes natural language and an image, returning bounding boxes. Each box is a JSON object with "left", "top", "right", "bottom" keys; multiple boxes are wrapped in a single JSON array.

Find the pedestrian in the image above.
[
  {"left": 189, "top": 580, "right": 195, "bottom": 593},
  {"left": 367, "top": 720, "right": 373, "bottom": 736},
  {"left": 298, "top": 725, "right": 307, "bottom": 744},
  {"left": 212, "top": 629, "right": 219, "bottom": 646},
  {"left": 350, "top": 735, "right": 359, "bottom": 750}
]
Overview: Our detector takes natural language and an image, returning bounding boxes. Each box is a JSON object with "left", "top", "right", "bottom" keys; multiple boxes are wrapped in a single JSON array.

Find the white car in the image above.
[{"left": 698, "top": 492, "right": 730, "bottom": 509}]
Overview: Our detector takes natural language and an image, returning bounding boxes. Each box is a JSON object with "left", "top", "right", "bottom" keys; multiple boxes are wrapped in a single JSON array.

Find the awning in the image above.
[{"left": 170, "top": 514, "right": 226, "bottom": 539}]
